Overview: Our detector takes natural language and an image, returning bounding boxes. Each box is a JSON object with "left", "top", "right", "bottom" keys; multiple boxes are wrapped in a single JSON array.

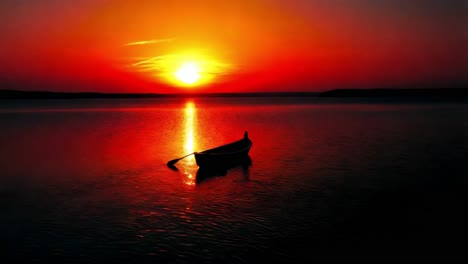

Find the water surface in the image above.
[{"left": 1, "top": 98, "right": 467, "bottom": 261}]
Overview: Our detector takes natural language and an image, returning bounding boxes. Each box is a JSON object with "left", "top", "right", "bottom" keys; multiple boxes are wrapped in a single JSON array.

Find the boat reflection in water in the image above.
[{"left": 196, "top": 155, "right": 252, "bottom": 184}]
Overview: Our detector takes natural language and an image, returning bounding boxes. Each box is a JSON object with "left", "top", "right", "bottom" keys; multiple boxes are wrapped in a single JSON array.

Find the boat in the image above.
[{"left": 194, "top": 131, "right": 252, "bottom": 169}]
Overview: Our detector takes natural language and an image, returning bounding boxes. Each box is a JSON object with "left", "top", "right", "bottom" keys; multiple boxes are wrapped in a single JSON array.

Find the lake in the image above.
[{"left": 1, "top": 97, "right": 467, "bottom": 262}]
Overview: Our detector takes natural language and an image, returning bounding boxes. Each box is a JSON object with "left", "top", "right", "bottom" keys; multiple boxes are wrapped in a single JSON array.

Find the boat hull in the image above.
[{"left": 194, "top": 138, "right": 252, "bottom": 169}]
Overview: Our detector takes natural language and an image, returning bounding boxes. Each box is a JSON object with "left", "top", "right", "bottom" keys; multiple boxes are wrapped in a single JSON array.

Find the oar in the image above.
[{"left": 167, "top": 153, "right": 194, "bottom": 167}]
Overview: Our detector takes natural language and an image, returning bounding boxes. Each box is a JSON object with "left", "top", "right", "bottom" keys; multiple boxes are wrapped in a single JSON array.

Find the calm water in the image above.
[{"left": 1, "top": 98, "right": 467, "bottom": 262}]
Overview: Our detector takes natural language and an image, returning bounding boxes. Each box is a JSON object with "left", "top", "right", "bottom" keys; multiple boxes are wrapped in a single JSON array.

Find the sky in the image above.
[{"left": 0, "top": 0, "right": 466, "bottom": 93}]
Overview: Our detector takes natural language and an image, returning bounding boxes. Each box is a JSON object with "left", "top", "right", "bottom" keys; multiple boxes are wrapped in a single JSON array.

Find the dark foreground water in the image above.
[{"left": 1, "top": 98, "right": 467, "bottom": 262}]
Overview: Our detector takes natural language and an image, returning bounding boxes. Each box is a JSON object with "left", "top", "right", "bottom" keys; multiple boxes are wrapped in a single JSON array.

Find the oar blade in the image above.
[
  {"left": 167, "top": 159, "right": 180, "bottom": 167},
  {"left": 166, "top": 152, "right": 194, "bottom": 169}
]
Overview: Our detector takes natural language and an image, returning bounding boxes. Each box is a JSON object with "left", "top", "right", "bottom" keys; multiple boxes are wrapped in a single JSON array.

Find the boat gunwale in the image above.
[{"left": 194, "top": 138, "right": 252, "bottom": 156}]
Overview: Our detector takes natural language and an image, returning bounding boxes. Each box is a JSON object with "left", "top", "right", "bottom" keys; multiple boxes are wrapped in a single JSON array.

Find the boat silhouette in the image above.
[{"left": 167, "top": 131, "right": 252, "bottom": 170}]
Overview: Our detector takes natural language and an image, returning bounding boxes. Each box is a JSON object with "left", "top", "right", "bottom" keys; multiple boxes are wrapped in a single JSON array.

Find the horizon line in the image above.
[{"left": 1, "top": 88, "right": 468, "bottom": 99}]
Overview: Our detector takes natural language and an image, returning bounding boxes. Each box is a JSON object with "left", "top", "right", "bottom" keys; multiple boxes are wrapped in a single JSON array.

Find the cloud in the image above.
[
  {"left": 128, "top": 53, "right": 234, "bottom": 84},
  {"left": 125, "top": 38, "right": 175, "bottom": 46}
]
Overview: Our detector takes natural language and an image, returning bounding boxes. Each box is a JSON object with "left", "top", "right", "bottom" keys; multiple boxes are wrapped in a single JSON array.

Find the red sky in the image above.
[{"left": 0, "top": 0, "right": 466, "bottom": 93}]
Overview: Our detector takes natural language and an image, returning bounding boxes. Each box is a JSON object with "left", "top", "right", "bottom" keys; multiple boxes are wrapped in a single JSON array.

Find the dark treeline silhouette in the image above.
[{"left": 320, "top": 88, "right": 468, "bottom": 98}]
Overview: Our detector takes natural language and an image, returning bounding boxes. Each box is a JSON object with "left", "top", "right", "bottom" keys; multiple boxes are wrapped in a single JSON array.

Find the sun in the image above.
[
  {"left": 128, "top": 49, "right": 234, "bottom": 88},
  {"left": 175, "top": 62, "right": 201, "bottom": 85}
]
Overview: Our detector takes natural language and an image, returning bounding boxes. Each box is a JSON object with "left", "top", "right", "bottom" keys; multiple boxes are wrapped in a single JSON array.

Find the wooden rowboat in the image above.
[{"left": 194, "top": 131, "right": 252, "bottom": 168}]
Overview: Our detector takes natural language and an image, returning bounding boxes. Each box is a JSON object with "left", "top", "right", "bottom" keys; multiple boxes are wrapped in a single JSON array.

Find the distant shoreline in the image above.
[
  {"left": 1, "top": 88, "right": 467, "bottom": 99},
  {"left": 319, "top": 88, "right": 468, "bottom": 98}
]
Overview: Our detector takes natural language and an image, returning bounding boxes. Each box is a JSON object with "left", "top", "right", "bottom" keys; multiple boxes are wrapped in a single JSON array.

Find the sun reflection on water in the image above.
[
  {"left": 182, "top": 101, "right": 197, "bottom": 187},
  {"left": 184, "top": 102, "right": 195, "bottom": 154}
]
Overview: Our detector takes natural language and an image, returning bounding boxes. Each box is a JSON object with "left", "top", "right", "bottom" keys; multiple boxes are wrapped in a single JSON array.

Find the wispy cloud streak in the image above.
[{"left": 125, "top": 38, "right": 175, "bottom": 46}]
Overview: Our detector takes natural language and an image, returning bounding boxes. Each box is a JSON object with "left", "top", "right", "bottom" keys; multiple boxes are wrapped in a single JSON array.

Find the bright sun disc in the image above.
[{"left": 175, "top": 62, "right": 201, "bottom": 85}]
